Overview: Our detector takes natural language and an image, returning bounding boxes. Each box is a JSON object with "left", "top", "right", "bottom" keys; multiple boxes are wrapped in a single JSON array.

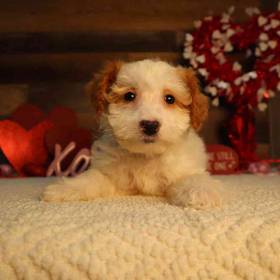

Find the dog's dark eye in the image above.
[
  {"left": 124, "top": 92, "right": 136, "bottom": 102},
  {"left": 165, "top": 94, "right": 175, "bottom": 104}
]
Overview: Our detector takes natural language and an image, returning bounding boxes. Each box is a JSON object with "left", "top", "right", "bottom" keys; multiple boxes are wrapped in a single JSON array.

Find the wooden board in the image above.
[
  {"left": 0, "top": 52, "right": 180, "bottom": 83},
  {"left": 0, "top": 31, "right": 182, "bottom": 54},
  {"left": 0, "top": 0, "right": 259, "bottom": 32}
]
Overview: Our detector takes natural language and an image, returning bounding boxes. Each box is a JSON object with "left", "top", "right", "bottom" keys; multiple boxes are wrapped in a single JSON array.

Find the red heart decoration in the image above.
[
  {"left": 10, "top": 104, "right": 78, "bottom": 130},
  {"left": 0, "top": 120, "right": 53, "bottom": 176},
  {"left": 10, "top": 103, "right": 46, "bottom": 130},
  {"left": 45, "top": 106, "right": 92, "bottom": 168},
  {"left": 45, "top": 126, "right": 92, "bottom": 168},
  {"left": 48, "top": 107, "right": 78, "bottom": 128},
  {"left": 23, "top": 163, "right": 48, "bottom": 177},
  {"left": 1, "top": 104, "right": 93, "bottom": 176}
]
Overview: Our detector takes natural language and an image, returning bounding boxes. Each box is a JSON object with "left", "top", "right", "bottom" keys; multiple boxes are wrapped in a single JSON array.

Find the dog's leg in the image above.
[
  {"left": 42, "top": 169, "right": 116, "bottom": 202},
  {"left": 166, "top": 174, "right": 223, "bottom": 209}
]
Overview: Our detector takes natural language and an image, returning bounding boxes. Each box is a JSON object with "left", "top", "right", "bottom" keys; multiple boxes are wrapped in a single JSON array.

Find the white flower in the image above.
[
  {"left": 259, "top": 33, "right": 269, "bottom": 41},
  {"left": 271, "top": 19, "right": 280, "bottom": 29},
  {"left": 255, "top": 48, "right": 261, "bottom": 56},
  {"left": 212, "top": 30, "right": 222, "bottom": 39},
  {"left": 268, "top": 40, "right": 277, "bottom": 49},
  {"left": 190, "top": 58, "right": 198, "bottom": 68},
  {"left": 245, "top": 7, "right": 260, "bottom": 16},
  {"left": 194, "top": 20, "right": 202, "bottom": 28},
  {"left": 226, "top": 28, "right": 235, "bottom": 38},
  {"left": 211, "top": 47, "right": 219, "bottom": 54},
  {"left": 212, "top": 98, "right": 220, "bottom": 106},
  {"left": 270, "top": 64, "right": 280, "bottom": 76},
  {"left": 198, "top": 68, "right": 209, "bottom": 77},
  {"left": 217, "top": 80, "right": 229, "bottom": 89},
  {"left": 185, "top": 33, "right": 194, "bottom": 42},
  {"left": 258, "top": 16, "right": 268, "bottom": 26},
  {"left": 233, "top": 62, "right": 242, "bottom": 71},
  {"left": 221, "top": 13, "right": 230, "bottom": 23},
  {"left": 264, "top": 24, "right": 272, "bottom": 31},
  {"left": 248, "top": 71, "right": 257, "bottom": 79},
  {"left": 216, "top": 53, "right": 226, "bottom": 64},
  {"left": 183, "top": 46, "right": 194, "bottom": 59},
  {"left": 240, "top": 72, "right": 257, "bottom": 82},
  {"left": 242, "top": 74, "right": 250, "bottom": 82},
  {"left": 224, "top": 42, "right": 233, "bottom": 52},
  {"left": 196, "top": 55, "right": 206, "bottom": 63},
  {"left": 234, "top": 77, "right": 242, "bottom": 86},
  {"left": 183, "top": 52, "right": 190, "bottom": 59},
  {"left": 222, "top": 24, "right": 230, "bottom": 30},
  {"left": 269, "top": 90, "right": 275, "bottom": 98},
  {"left": 258, "top": 103, "right": 268, "bottom": 111},
  {"left": 206, "top": 86, "right": 218, "bottom": 96},
  {"left": 259, "top": 42, "right": 268, "bottom": 51}
]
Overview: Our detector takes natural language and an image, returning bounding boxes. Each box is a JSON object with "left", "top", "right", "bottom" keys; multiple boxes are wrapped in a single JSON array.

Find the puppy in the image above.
[{"left": 42, "top": 59, "right": 223, "bottom": 209}]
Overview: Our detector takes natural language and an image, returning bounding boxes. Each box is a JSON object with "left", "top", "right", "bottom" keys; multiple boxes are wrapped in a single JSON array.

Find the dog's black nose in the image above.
[{"left": 139, "top": 120, "right": 160, "bottom": 136}]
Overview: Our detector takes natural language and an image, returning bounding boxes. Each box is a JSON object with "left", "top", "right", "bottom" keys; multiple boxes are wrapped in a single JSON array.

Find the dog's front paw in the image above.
[
  {"left": 168, "top": 179, "right": 222, "bottom": 209},
  {"left": 41, "top": 183, "right": 83, "bottom": 202}
]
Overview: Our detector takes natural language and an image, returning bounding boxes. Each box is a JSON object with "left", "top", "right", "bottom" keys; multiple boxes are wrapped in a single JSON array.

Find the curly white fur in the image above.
[{"left": 42, "top": 59, "right": 223, "bottom": 209}]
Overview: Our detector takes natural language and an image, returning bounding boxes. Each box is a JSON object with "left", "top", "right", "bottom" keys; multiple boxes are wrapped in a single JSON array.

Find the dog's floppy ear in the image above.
[
  {"left": 85, "top": 61, "right": 123, "bottom": 118},
  {"left": 179, "top": 67, "right": 208, "bottom": 131}
]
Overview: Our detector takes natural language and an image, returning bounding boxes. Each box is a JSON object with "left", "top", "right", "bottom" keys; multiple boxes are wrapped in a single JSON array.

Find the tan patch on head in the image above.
[
  {"left": 85, "top": 60, "right": 123, "bottom": 118},
  {"left": 177, "top": 67, "right": 208, "bottom": 131}
]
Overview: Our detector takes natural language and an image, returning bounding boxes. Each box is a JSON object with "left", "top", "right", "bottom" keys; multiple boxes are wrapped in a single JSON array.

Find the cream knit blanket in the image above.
[{"left": 0, "top": 175, "right": 280, "bottom": 280}]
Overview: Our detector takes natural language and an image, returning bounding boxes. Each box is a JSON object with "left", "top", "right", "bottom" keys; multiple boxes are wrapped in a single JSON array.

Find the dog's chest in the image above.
[{"left": 118, "top": 156, "right": 169, "bottom": 196}]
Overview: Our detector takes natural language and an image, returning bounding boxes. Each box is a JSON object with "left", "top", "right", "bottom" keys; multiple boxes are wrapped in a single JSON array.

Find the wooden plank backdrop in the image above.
[
  {"left": 0, "top": 52, "right": 181, "bottom": 83},
  {"left": 0, "top": 0, "right": 265, "bottom": 83},
  {"left": 0, "top": 0, "right": 259, "bottom": 32},
  {"left": 0, "top": 31, "right": 181, "bottom": 54}
]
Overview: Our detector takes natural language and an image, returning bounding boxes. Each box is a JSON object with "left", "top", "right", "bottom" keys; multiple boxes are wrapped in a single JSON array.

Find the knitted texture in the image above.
[{"left": 1, "top": 175, "right": 280, "bottom": 279}]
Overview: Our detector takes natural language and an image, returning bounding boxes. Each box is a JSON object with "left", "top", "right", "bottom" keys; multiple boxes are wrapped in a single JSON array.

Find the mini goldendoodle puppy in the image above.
[{"left": 42, "top": 59, "right": 223, "bottom": 209}]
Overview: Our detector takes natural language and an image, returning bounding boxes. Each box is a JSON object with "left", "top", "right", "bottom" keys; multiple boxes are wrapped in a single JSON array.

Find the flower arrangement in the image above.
[{"left": 183, "top": 4, "right": 280, "bottom": 167}]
